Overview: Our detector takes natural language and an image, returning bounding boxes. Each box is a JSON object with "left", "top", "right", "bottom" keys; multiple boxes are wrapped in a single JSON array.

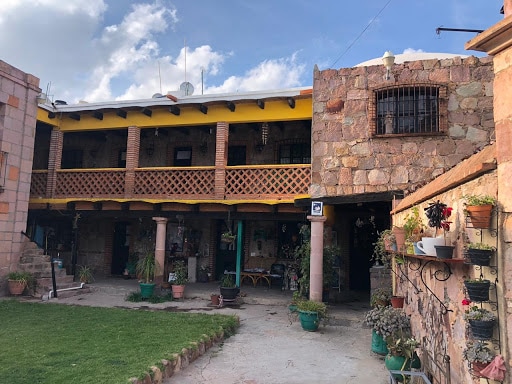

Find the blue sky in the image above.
[{"left": 0, "top": 1, "right": 502, "bottom": 103}]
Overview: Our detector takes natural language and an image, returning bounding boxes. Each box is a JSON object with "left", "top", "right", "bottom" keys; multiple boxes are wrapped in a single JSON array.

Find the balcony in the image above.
[{"left": 30, "top": 164, "right": 310, "bottom": 202}]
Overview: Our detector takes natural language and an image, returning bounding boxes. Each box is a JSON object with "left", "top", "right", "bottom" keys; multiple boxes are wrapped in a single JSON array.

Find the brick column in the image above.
[
  {"left": 307, "top": 215, "right": 326, "bottom": 302},
  {"left": 125, "top": 126, "right": 140, "bottom": 198},
  {"left": 214, "top": 121, "right": 228, "bottom": 199},
  {"left": 152, "top": 217, "right": 168, "bottom": 284},
  {"left": 466, "top": 16, "right": 512, "bottom": 374},
  {"left": 46, "top": 128, "right": 63, "bottom": 198}
]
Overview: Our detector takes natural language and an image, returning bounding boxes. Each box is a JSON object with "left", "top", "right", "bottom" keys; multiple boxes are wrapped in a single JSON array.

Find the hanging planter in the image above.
[
  {"left": 466, "top": 205, "right": 493, "bottom": 229},
  {"left": 464, "top": 306, "right": 496, "bottom": 340},
  {"left": 469, "top": 319, "right": 495, "bottom": 340},
  {"left": 465, "top": 243, "right": 495, "bottom": 266},
  {"left": 221, "top": 232, "right": 236, "bottom": 244},
  {"left": 464, "top": 279, "right": 491, "bottom": 302},
  {"left": 434, "top": 245, "right": 454, "bottom": 259},
  {"left": 463, "top": 195, "right": 496, "bottom": 229}
]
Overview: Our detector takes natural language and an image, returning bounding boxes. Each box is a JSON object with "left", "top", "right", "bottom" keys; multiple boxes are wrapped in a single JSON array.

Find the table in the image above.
[{"left": 241, "top": 271, "right": 272, "bottom": 288}]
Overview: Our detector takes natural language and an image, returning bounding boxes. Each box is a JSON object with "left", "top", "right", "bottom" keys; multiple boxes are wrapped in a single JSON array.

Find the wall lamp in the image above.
[{"left": 382, "top": 51, "right": 395, "bottom": 80}]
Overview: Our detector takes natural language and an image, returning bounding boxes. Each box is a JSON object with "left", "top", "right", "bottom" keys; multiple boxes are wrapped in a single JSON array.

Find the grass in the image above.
[{"left": 0, "top": 299, "right": 239, "bottom": 384}]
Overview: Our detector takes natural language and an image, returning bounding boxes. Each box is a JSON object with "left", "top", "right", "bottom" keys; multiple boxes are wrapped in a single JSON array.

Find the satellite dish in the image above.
[
  {"left": 179, "top": 81, "right": 194, "bottom": 96},
  {"left": 152, "top": 93, "right": 163, "bottom": 98}
]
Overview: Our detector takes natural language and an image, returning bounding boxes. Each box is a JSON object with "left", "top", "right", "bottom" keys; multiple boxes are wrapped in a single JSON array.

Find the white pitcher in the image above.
[{"left": 416, "top": 237, "right": 445, "bottom": 256}]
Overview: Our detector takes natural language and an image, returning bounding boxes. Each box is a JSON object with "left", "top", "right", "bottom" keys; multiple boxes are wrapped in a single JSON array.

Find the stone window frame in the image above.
[{"left": 369, "top": 82, "right": 448, "bottom": 137}]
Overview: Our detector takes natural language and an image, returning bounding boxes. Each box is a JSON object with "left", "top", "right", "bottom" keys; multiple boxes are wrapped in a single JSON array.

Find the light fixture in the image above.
[{"left": 382, "top": 51, "right": 395, "bottom": 80}]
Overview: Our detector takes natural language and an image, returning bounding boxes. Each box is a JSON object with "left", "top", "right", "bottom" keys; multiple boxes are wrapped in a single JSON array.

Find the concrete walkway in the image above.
[{"left": 47, "top": 278, "right": 390, "bottom": 384}]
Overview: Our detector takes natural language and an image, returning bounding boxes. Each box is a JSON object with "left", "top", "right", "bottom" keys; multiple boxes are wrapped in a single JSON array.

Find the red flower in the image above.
[
  {"left": 462, "top": 298, "right": 472, "bottom": 306},
  {"left": 442, "top": 207, "right": 452, "bottom": 219}
]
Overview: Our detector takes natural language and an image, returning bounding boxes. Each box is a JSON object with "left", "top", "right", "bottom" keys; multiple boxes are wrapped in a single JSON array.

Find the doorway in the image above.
[{"left": 112, "top": 222, "right": 130, "bottom": 275}]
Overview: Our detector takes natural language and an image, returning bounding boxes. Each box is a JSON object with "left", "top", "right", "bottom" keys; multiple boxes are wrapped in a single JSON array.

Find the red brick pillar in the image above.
[
  {"left": 153, "top": 217, "right": 168, "bottom": 284},
  {"left": 125, "top": 126, "right": 140, "bottom": 198},
  {"left": 505, "top": 0, "right": 512, "bottom": 17},
  {"left": 308, "top": 215, "right": 326, "bottom": 302},
  {"left": 214, "top": 121, "right": 228, "bottom": 199},
  {"left": 46, "top": 128, "right": 63, "bottom": 198}
]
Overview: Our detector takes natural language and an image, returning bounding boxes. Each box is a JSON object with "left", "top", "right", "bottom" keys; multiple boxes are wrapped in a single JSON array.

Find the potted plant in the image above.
[
  {"left": 135, "top": 251, "right": 160, "bottom": 299},
  {"left": 371, "top": 230, "right": 395, "bottom": 267},
  {"left": 392, "top": 226, "right": 407, "bottom": 253},
  {"left": 221, "top": 231, "right": 236, "bottom": 244},
  {"left": 171, "top": 260, "right": 188, "bottom": 300},
  {"left": 465, "top": 243, "right": 495, "bottom": 266},
  {"left": 463, "top": 340, "right": 495, "bottom": 377},
  {"left": 7, "top": 271, "right": 33, "bottom": 296},
  {"left": 365, "top": 306, "right": 411, "bottom": 356},
  {"left": 403, "top": 206, "right": 426, "bottom": 254},
  {"left": 370, "top": 287, "right": 392, "bottom": 307},
  {"left": 424, "top": 201, "right": 454, "bottom": 259},
  {"left": 385, "top": 332, "right": 421, "bottom": 379},
  {"left": 77, "top": 265, "right": 94, "bottom": 283},
  {"left": 296, "top": 299, "right": 327, "bottom": 332},
  {"left": 463, "top": 306, "right": 496, "bottom": 340},
  {"left": 390, "top": 295, "right": 405, "bottom": 308},
  {"left": 289, "top": 291, "right": 303, "bottom": 313},
  {"left": 219, "top": 273, "right": 239, "bottom": 301},
  {"left": 464, "top": 277, "right": 491, "bottom": 302},
  {"left": 463, "top": 194, "right": 496, "bottom": 229}
]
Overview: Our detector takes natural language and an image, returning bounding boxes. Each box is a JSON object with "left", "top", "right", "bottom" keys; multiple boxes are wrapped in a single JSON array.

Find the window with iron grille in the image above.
[
  {"left": 375, "top": 85, "right": 442, "bottom": 135},
  {"left": 278, "top": 142, "right": 310, "bottom": 164}
]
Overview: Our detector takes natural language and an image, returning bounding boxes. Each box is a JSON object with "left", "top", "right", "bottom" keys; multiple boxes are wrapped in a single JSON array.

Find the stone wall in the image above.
[
  {"left": 311, "top": 56, "right": 494, "bottom": 199},
  {"left": 0, "top": 61, "right": 40, "bottom": 292},
  {"left": 392, "top": 160, "right": 499, "bottom": 383}
]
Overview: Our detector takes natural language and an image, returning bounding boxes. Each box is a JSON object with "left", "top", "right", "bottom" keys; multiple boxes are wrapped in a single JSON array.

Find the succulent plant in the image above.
[
  {"left": 463, "top": 341, "right": 494, "bottom": 363},
  {"left": 463, "top": 306, "right": 497, "bottom": 322}
]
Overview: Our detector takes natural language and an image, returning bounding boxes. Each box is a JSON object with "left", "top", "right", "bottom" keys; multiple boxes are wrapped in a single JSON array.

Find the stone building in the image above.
[
  {"left": 0, "top": 61, "right": 40, "bottom": 292},
  {"left": 308, "top": 53, "right": 495, "bottom": 296}
]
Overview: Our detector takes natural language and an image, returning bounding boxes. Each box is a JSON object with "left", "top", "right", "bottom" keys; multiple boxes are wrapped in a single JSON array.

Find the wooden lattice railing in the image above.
[
  {"left": 225, "top": 165, "right": 310, "bottom": 198},
  {"left": 55, "top": 169, "right": 126, "bottom": 197},
  {"left": 134, "top": 167, "right": 215, "bottom": 198},
  {"left": 30, "top": 170, "right": 48, "bottom": 197},
  {"left": 30, "top": 165, "right": 310, "bottom": 201}
]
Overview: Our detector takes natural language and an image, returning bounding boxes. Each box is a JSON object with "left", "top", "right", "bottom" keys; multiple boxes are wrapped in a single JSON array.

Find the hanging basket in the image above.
[
  {"left": 469, "top": 319, "right": 495, "bottom": 340},
  {"left": 467, "top": 249, "right": 493, "bottom": 266},
  {"left": 466, "top": 205, "right": 493, "bottom": 229},
  {"left": 464, "top": 280, "right": 491, "bottom": 302},
  {"left": 221, "top": 234, "right": 236, "bottom": 244}
]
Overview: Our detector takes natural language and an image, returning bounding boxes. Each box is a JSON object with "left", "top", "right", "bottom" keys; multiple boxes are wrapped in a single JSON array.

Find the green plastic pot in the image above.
[
  {"left": 139, "top": 282, "right": 156, "bottom": 299},
  {"left": 298, "top": 310, "right": 320, "bottom": 331}
]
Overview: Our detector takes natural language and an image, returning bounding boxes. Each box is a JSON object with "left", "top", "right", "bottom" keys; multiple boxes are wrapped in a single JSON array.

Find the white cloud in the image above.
[
  {"left": 205, "top": 53, "right": 306, "bottom": 94},
  {"left": 402, "top": 48, "right": 425, "bottom": 54}
]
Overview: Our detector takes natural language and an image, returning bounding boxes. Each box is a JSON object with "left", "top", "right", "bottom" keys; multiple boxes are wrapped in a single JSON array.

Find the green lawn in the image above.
[{"left": 0, "top": 300, "right": 238, "bottom": 384}]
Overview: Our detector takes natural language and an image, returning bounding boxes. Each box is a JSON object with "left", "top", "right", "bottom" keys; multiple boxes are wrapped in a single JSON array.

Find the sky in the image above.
[{"left": 0, "top": 0, "right": 503, "bottom": 103}]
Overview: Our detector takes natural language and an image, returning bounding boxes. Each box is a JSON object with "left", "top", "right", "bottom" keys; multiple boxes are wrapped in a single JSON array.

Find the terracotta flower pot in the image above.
[
  {"left": 466, "top": 205, "right": 493, "bottom": 229},
  {"left": 391, "top": 296, "right": 405, "bottom": 308},
  {"left": 8, "top": 280, "right": 26, "bottom": 295},
  {"left": 393, "top": 227, "right": 406, "bottom": 253}
]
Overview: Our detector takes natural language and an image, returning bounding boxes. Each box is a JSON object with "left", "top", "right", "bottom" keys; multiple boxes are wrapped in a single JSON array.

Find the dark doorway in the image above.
[
  {"left": 349, "top": 211, "right": 389, "bottom": 291},
  {"left": 112, "top": 222, "right": 130, "bottom": 275},
  {"left": 215, "top": 219, "right": 242, "bottom": 279}
]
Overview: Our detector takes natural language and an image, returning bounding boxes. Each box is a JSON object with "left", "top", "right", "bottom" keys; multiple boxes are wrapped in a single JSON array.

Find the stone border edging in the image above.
[{"left": 128, "top": 317, "right": 240, "bottom": 384}]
